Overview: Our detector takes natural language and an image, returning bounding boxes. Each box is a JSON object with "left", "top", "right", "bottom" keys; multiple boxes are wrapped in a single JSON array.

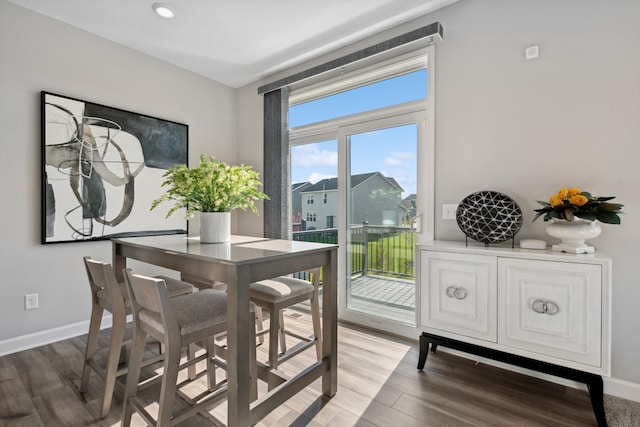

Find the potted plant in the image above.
[
  {"left": 151, "top": 154, "right": 269, "bottom": 243},
  {"left": 533, "top": 187, "right": 623, "bottom": 253},
  {"left": 533, "top": 187, "right": 623, "bottom": 224}
]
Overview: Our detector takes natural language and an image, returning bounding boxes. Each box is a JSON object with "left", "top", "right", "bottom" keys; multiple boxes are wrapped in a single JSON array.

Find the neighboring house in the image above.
[
  {"left": 300, "top": 172, "right": 404, "bottom": 229},
  {"left": 400, "top": 193, "right": 417, "bottom": 225},
  {"left": 291, "top": 181, "right": 312, "bottom": 228}
]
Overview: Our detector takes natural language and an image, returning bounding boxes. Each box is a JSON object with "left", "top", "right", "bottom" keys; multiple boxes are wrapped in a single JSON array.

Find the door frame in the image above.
[{"left": 337, "top": 111, "right": 432, "bottom": 338}]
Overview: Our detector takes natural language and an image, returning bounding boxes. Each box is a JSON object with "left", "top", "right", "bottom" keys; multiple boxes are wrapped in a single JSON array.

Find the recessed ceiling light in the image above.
[{"left": 152, "top": 3, "right": 175, "bottom": 19}]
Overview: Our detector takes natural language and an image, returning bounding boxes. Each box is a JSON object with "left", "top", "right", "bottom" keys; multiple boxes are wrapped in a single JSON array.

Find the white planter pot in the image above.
[
  {"left": 200, "top": 211, "right": 231, "bottom": 243},
  {"left": 545, "top": 219, "right": 601, "bottom": 254}
]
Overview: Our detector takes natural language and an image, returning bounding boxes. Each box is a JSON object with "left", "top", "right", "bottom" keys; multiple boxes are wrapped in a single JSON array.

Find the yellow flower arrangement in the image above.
[{"left": 534, "top": 187, "right": 623, "bottom": 224}]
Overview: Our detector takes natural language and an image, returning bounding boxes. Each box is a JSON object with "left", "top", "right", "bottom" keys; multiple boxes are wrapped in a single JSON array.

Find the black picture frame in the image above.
[{"left": 41, "top": 91, "right": 188, "bottom": 243}]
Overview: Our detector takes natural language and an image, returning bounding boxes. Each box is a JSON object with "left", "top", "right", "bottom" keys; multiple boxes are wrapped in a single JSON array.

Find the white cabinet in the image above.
[
  {"left": 417, "top": 241, "right": 611, "bottom": 375},
  {"left": 499, "top": 258, "right": 602, "bottom": 367},
  {"left": 420, "top": 251, "right": 497, "bottom": 342}
]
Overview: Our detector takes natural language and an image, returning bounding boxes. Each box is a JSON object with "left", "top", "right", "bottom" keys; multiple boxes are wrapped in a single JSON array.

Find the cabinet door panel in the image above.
[
  {"left": 421, "top": 251, "right": 496, "bottom": 342},
  {"left": 498, "top": 258, "right": 601, "bottom": 367}
]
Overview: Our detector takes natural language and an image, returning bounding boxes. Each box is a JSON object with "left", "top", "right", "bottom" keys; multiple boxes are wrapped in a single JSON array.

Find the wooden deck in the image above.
[{"left": 347, "top": 274, "right": 415, "bottom": 324}]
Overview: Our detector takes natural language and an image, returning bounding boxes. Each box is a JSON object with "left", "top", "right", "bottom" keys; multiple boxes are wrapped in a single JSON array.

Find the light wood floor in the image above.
[{"left": 0, "top": 307, "right": 600, "bottom": 426}]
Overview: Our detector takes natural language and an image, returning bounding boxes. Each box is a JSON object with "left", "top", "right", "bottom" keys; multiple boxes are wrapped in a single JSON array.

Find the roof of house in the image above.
[
  {"left": 301, "top": 172, "right": 403, "bottom": 193},
  {"left": 291, "top": 181, "right": 312, "bottom": 192},
  {"left": 400, "top": 193, "right": 417, "bottom": 210}
]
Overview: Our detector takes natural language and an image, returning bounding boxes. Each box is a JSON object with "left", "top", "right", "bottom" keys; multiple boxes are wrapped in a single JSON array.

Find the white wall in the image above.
[
  {"left": 236, "top": 0, "right": 640, "bottom": 385},
  {"left": 0, "top": 1, "right": 237, "bottom": 348}
]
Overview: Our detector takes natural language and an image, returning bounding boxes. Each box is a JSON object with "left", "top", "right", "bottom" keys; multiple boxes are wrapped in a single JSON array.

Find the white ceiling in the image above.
[{"left": 7, "top": 0, "right": 457, "bottom": 88}]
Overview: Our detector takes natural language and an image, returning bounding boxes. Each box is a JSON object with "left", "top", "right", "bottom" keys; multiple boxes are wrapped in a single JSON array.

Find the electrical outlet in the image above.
[
  {"left": 25, "top": 293, "right": 38, "bottom": 310},
  {"left": 442, "top": 204, "right": 459, "bottom": 220}
]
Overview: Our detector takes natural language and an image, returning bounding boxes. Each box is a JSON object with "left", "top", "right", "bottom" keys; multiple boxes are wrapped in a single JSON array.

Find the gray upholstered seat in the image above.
[
  {"left": 249, "top": 276, "right": 314, "bottom": 302},
  {"left": 139, "top": 289, "right": 254, "bottom": 337}
]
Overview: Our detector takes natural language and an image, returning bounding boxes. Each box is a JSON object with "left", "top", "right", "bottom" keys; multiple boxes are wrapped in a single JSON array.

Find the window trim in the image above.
[
  {"left": 289, "top": 50, "right": 429, "bottom": 106},
  {"left": 290, "top": 99, "right": 426, "bottom": 141},
  {"left": 258, "top": 22, "right": 442, "bottom": 95},
  {"left": 289, "top": 46, "right": 435, "bottom": 243}
]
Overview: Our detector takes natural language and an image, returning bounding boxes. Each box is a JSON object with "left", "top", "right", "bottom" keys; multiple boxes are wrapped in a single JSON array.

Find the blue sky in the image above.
[{"left": 289, "top": 69, "right": 426, "bottom": 197}]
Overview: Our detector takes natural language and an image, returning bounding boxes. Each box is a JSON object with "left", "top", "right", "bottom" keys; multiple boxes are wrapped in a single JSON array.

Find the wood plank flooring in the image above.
[{"left": 0, "top": 307, "right": 610, "bottom": 426}]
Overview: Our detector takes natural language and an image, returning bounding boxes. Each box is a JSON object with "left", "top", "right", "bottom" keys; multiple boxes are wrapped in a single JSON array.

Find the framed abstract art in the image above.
[{"left": 41, "top": 91, "right": 188, "bottom": 243}]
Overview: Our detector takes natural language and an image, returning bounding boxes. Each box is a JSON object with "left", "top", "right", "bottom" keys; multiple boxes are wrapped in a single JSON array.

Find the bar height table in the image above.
[{"left": 112, "top": 234, "right": 338, "bottom": 426}]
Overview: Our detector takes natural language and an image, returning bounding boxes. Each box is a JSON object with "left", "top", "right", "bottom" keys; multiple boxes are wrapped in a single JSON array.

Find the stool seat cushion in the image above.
[
  {"left": 140, "top": 289, "right": 255, "bottom": 337},
  {"left": 250, "top": 276, "right": 314, "bottom": 303}
]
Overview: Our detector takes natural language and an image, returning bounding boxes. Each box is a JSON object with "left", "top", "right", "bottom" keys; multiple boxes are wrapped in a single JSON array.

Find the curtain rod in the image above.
[{"left": 257, "top": 21, "right": 443, "bottom": 95}]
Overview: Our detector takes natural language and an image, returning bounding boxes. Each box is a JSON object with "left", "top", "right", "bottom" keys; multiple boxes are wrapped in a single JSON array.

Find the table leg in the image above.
[
  {"left": 113, "top": 242, "right": 126, "bottom": 282},
  {"left": 322, "top": 248, "right": 338, "bottom": 397},
  {"left": 226, "top": 269, "right": 252, "bottom": 427}
]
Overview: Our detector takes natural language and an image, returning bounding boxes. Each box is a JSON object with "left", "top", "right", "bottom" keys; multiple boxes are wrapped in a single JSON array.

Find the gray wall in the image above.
[
  {"left": 0, "top": 1, "right": 237, "bottom": 346},
  {"left": 237, "top": 0, "right": 640, "bottom": 384}
]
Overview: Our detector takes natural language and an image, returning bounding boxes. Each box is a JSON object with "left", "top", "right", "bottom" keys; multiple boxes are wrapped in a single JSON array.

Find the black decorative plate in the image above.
[{"left": 456, "top": 191, "right": 523, "bottom": 244}]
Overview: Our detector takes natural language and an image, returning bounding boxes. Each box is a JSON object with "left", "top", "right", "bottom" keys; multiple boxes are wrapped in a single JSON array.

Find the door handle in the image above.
[
  {"left": 531, "top": 299, "right": 559, "bottom": 315},
  {"left": 445, "top": 286, "right": 468, "bottom": 300}
]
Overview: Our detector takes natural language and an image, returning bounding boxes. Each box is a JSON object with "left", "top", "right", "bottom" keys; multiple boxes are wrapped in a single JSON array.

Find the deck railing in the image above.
[{"left": 292, "top": 225, "right": 416, "bottom": 279}]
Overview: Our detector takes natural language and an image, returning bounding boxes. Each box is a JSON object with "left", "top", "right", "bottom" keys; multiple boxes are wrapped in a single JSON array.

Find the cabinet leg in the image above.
[
  {"left": 417, "top": 333, "right": 429, "bottom": 370},
  {"left": 431, "top": 343, "right": 438, "bottom": 353},
  {"left": 587, "top": 375, "right": 607, "bottom": 427}
]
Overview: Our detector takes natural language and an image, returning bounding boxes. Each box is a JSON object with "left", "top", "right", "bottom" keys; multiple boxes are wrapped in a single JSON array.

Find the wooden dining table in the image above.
[{"left": 112, "top": 234, "right": 338, "bottom": 426}]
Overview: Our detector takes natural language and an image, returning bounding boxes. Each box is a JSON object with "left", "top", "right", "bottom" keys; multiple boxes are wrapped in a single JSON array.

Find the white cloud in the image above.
[
  {"left": 292, "top": 144, "right": 337, "bottom": 167},
  {"left": 385, "top": 157, "right": 402, "bottom": 167},
  {"left": 384, "top": 150, "right": 414, "bottom": 167},
  {"left": 307, "top": 172, "right": 334, "bottom": 184}
]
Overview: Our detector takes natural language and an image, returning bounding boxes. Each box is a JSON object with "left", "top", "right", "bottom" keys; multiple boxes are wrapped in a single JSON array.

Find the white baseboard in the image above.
[
  {"left": 437, "top": 347, "right": 640, "bottom": 403},
  {"left": 604, "top": 377, "right": 640, "bottom": 402},
  {"left": 0, "top": 314, "right": 112, "bottom": 357}
]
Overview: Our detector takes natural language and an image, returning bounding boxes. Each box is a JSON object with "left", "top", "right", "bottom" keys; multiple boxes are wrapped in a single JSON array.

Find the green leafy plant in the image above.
[
  {"left": 151, "top": 154, "right": 269, "bottom": 219},
  {"left": 533, "top": 187, "right": 623, "bottom": 224}
]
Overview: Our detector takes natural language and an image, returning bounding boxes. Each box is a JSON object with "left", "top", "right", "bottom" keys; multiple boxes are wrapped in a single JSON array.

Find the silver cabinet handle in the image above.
[
  {"left": 531, "top": 299, "right": 559, "bottom": 315},
  {"left": 445, "top": 286, "right": 468, "bottom": 300}
]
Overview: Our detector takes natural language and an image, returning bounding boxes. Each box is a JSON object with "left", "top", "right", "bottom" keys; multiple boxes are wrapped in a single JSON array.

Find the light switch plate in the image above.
[{"left": 442, "top": 204, "right": 458, "bottom": 220}]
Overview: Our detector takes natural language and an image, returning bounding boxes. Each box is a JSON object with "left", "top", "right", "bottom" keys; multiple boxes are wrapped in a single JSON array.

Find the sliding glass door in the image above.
[
  {"left": 335, "top": 111, "right": 428, "bottom": 336},
  {"left": 343, "top": 123, "right": 418, "bottom": 326}
]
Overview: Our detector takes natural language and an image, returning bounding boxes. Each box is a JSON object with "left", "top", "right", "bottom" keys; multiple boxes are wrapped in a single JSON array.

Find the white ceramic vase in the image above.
[
  {"left": 200, "top": 211, "right": 231, "bottom": 243},
  {"left": 545, "top": 219, "right": 601, "bottom": 254}
]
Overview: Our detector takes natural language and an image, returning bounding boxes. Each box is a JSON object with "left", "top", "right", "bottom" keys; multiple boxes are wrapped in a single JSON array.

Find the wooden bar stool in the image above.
[
  {"left": 249, "top": 268, "right": 322, "bottom": 371},
  {"left": 121, "top": 270, "right": 257, "bottom": 427},
  {"left": 80, "top": 257, "right": 194, "bottom": 419}
]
